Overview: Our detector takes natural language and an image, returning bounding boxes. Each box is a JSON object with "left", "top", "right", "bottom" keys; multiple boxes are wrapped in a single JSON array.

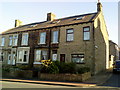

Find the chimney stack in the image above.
[
  {"left": 15, "top": 19, "right": 22, "bottom": 27},
  {"left": 47, "top": 12, "right": 56, "bottom": 21},
  {"left": 97, "top": 2, "right": 102, "bottom": 12}
]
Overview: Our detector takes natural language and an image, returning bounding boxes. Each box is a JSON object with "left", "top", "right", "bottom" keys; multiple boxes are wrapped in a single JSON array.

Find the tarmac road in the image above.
[{"left": 100, "top": 73, "right": 120, "bottom": 88}]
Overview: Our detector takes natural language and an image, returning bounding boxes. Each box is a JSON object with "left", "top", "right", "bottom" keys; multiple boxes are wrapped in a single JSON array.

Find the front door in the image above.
[{"left": 60, "top": 54, "right": 65, "bottom": 62}]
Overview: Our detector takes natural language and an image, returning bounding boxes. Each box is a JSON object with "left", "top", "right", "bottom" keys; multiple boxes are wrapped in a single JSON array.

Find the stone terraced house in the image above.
[{"left": 0, "top": 2, "right": 110, "bottom": 75}]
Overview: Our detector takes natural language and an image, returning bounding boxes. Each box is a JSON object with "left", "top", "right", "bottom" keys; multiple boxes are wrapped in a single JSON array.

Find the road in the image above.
[
  {"left": 1, "top": 81, "right": 76, "bottom": 88},
  {"left": 100, "top": 73, "right": 120, "bottom": 88},
  {"left": 1, "top": 81, "right": 119, "bottom": 89}
]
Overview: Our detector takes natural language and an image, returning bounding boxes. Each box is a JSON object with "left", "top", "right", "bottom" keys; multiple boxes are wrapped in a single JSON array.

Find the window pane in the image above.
[
  {"left": 67, "top": 34, "right": 74, "bottom": 41},
  {"left": 67, "top": 29, "right": 73, "bottom": 33},
  {"left": 23, "top": 51, "right": 28, "bottom": 62},
  {"left": 84, "top": 32, "right": 90, "bottom": 40},
  {"left": 40, "top": 32, "right": 46, "bottom": 44},
  {"left": 18, "top": 51, "right": 23, "bottom": 62},
  {"left": 9, "top": 36, "right": 13, "bottom": 46},
  {"left": 41, "top": 50, "right": 47, "bottom": 60},
  {"left": 52, "top": 31, "right": 58, "bottom": 43},
  {"left": 22, "top": 33, "right": 28, "bottom": 45},
  {"left": 72, "top": 54, "right": 84, "bottom": 63},
  {"left": 13, "top": 35, "right": 18, "bottom": 46},
  {"left": 84, "top": 27, "right": 89, "bottom": 31},
  {"left": 35, "top": 50, "right": 41, "bottom": 61},
  {"left": 1, "top": 37, "right": 5, "bottom": 46}
]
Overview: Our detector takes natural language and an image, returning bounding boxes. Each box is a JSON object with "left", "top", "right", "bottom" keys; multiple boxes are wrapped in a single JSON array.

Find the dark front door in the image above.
[{"left": 60, "top": 54, "right": 65, "bottom": 62}]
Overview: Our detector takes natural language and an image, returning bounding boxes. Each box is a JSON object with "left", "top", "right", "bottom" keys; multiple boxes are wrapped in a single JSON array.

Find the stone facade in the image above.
[{"left": 0, "top": 2, "right": 110, "bottom": 75}]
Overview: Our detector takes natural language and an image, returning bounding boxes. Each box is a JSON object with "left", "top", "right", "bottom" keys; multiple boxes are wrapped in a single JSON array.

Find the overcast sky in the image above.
[{"left": 0, "top": 0, "right": 118, "bottom": 45}]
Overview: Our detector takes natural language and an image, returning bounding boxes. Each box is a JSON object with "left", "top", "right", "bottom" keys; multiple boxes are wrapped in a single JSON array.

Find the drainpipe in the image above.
[
  {"left": 93, "top": 23, "right": 96, "bottom": 75},
  {"left": 48, "top": 29, "right": 51, "bottom": 59}
]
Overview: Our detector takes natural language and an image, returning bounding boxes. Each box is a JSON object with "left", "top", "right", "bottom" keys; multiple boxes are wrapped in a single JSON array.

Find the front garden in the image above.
[{"left": 2, "top": 60, "right": 91, "bottom": 82}]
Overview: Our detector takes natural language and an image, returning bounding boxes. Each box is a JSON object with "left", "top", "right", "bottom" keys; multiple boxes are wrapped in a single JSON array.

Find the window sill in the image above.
[
  {"left": 51, "top": 42, "right": 59, "bottom": 44},
  {"left": 33, "top": 62, "right": 42, "bottom": 64}
]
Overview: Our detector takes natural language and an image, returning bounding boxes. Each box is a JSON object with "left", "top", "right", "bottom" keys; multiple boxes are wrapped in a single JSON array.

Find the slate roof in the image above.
[{"left": 1, "top": 12, "right": 98, "bottom": 35}]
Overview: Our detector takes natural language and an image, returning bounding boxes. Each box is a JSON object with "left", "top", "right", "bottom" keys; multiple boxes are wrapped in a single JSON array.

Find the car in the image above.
[{"left": 113, "top": 60, "right": 120, "bottom": 73}]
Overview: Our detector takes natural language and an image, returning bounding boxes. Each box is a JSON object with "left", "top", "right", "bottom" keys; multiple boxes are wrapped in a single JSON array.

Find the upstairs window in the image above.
[
  {"left": 22, "top": 33, "right": 28, "bottom": 45},
  {"left": 72, "top": 54, "right": 84, "bottom": 64},
  {"left": 83, "top": 27, "right": 90, "bottom": 40},
  {"left": 13, "top": 35, "right": 18, "bottom": 46},
  {"left": 66, "top": 29, "right": 74, "bottom": 42},
  {"left": 9, "top": 36, "right": 13, "bottom": 46},
  {"left": 40, "top": 32, "right": 46, "bottom": 44},
  {"left": 1, "top": 37, "right": 5, "bottom": 46},
  {"left": 52, "top": 31, "right": 59, "bottom": 43}
]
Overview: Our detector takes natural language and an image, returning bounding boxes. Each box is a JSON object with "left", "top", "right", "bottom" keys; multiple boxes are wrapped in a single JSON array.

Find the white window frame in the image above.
[
  {"left": 17, "top": 49, "right": 29, "bottom": 64},
  {"left": 83, "top": 27, "right": 90, "bottom": 40},
  {"left": 13, "top": 34, "right": 18, "bottom": 46},
  {"left": 39, "top": 32, "right": 46, "bottom": 44},
  {"left": 1, "top": 37, "right": 5, "bottom": 46},
  {"left": 66, "top": 29, "right": 74, "bottom": 42},
  {"left": 8, "top": 53, "right": 11, "bottom": 64},
  {"left": 21, "top": 33, "right": 29, "bottom": 45},
  {"left": 9, "top": 36, "right": 13, "bottom": 46},
  {"left": 52, "top": 31, "right": 59, "bottom": 43}
]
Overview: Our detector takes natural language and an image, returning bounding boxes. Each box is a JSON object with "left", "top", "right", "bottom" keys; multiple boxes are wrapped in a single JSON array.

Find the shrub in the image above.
[
  {"left": 76, "top": 66, "right": 90, "bottom": 74},
  {"left": 51, "top": 61, "right": 76, "bottom": 74},
  {"left": 41, "top": 61, "right": 59, "bottom": 74},
  {"left": 17, "top": 65, "right": 31, "bottom": 70}
]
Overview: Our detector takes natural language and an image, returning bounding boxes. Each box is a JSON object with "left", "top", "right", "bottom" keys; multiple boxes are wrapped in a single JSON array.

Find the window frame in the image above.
[
  {"left": 1, "top": 37, "right": 5, "bottom": 46},
  {"left": 66, "top": 28, "right": 74, "bottom": 42},
  {"left": 13, "top": 34, "right": 18, "bottom": 46},
  {"left": 39, "top": 32, "right": 46, "bottom": 44},
  {"left": 71, "top": 54, "right": 85, "bottom": 64},
  {"left": 9, "top": 36, "right": 13, "bottom": 46},
  {"left": 17, "top": 49, "right": 29, "bottom": 63},
  {"left": 83, "top": 26, "right": 90, "bottom": 41},
  {"left": 34, "top": 49, "right": 48, "bottom": 63},
  {"left": 52, "top": 31, "right": 59, "bottom": 44},
  {"left": 21, "top": 33, "right": 29, "bottom": 46}
]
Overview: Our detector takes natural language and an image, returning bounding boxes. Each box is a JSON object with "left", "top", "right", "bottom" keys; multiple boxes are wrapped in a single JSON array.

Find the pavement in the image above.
[{"left": 1, "top": 69, "right": 112, "bottom": 87}]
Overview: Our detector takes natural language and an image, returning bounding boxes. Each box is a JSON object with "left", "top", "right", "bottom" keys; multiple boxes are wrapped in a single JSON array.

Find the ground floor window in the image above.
[
  {"left": 17, "top": 50, "right": 29, "bottom": 63},
  {"left": 71, "top": 54, "right": 84, "bottom": 64},
  {"left": 52, "top": 50, "right": 57, "bottom": 61},
  {"left": 0, "top": 51, "right": 4, "bottom": 61},
  {"left": 8, "top": 53, "right": 11, "bottom": 64},
  {"left": 34, "top": 50, "right": 48, "bottom": 62}
]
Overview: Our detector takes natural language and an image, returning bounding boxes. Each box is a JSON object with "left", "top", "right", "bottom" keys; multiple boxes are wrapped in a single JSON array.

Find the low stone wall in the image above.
[
  {"left": 3, "top": 70, "right": 91, "bottom": 82},
  {"left": 2, "top": 70, "right": 33, "bottom": 79},
  {"left": 38, "top": 72, "right": 91, "bottom": 82}
]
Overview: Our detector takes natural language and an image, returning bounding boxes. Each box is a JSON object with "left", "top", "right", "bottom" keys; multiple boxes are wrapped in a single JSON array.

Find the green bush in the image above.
[
  {"left": 2, "top": 65, "right": 18, "bottom": 72},
  {"left": 17, "top": 65, "right": 31, "bottom": 70},
  {"left": 76, "top": 66, "right": 90, "bottom": 74},
  {"left": 41, "top": 61, "right": 59, "bottom": 74}
]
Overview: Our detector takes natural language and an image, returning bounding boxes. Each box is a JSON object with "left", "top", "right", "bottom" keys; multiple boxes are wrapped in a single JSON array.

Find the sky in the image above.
[{"left": 0, "top": 0, "right": 118, "bottom": 45}]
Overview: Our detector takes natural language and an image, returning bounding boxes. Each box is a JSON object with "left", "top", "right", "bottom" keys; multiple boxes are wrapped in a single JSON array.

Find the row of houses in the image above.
[{"left": 0, "top": 2, "right": 119, "bottom": 75}]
